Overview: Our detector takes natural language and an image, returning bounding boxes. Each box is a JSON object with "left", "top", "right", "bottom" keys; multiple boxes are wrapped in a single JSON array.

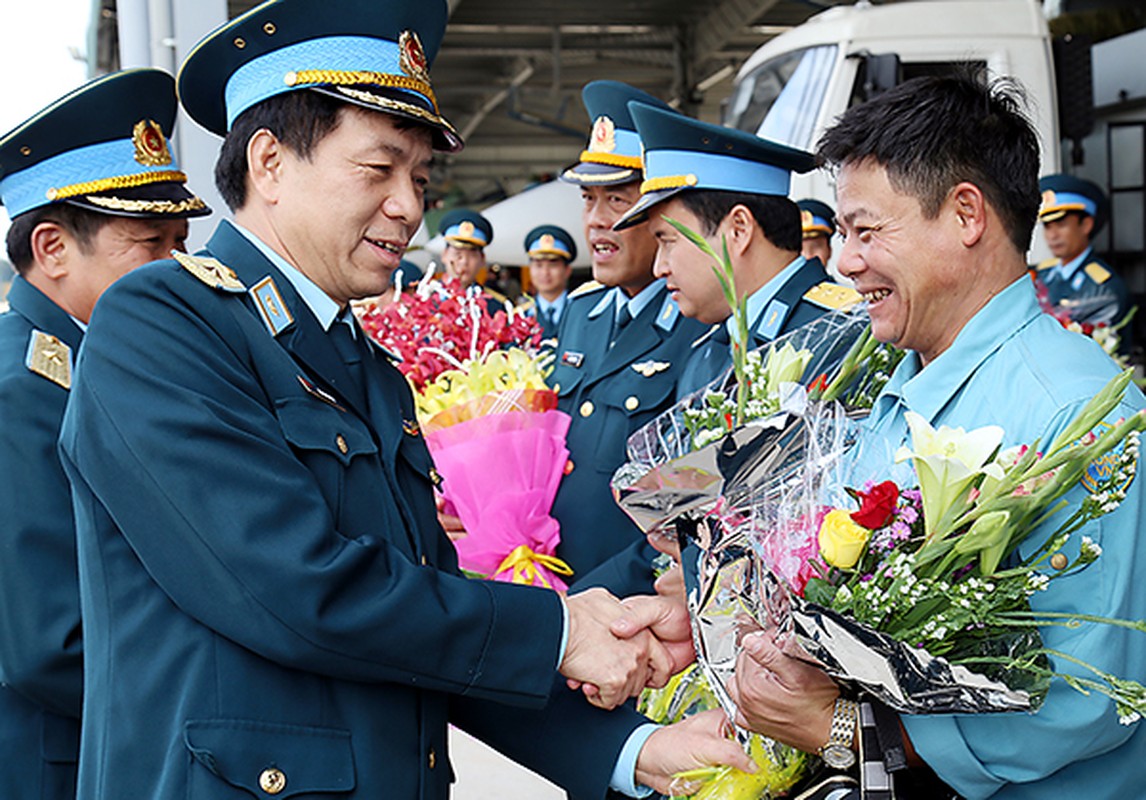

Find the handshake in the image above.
[{"left": 558, "top": 570, "right": 694, "bottom": 710}]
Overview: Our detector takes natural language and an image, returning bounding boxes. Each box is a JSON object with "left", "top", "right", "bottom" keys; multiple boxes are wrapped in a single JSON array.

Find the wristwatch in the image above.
[{"left": 819, "top": 697, "right": 859, "bottom": 769}]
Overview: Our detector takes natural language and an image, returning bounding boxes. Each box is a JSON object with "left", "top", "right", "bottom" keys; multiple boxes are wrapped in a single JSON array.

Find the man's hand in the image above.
[
  {"left": 611, "top": 590, "right": 695, "bottom": 683},
  {"left": 561, "top": 588, "right": 672, "bottom": 709},
  {"left": 435, "top": 495, "right": 467, "bottom": 542},
  {"left": 726, "top": 631, "right": 838, "bottom": 753},
  {"left": 634, "top": 709, "right": 757, "bottom": 796}
]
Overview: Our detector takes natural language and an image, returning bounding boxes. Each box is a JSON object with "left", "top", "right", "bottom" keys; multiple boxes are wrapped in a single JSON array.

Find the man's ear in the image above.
[
  {"left": 950, "top": 182, "right": 987, "bottom": 247},
  {"left": 1081, "top": 214, "right": 1095, "bottom": 239},
  {"left": 28, "top": 221, "right": 71, "bottom": 280},
  {"left": 724, "top": 204, "right": 755, "bottom": 257},
  {"left": 245, "top": 128, "right": 287, "bottom": 204}
]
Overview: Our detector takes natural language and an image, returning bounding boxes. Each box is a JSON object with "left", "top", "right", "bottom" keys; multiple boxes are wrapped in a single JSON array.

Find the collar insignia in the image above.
[
  {"left": 25, "top": 330, "right": 72, "bottom": 389},
  {"left": 133, "top": 119, "right": 172, "bottom": 167},
  {"left": 250, "top": 275, "right": 294, "bottom": 337}
]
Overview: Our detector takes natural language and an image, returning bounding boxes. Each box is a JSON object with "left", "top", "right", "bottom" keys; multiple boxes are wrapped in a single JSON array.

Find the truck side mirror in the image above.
[
  {"left": 1053, "top": 34, "right": 1095, "bottom": 166},
  {"left": 857, "top": 52, "right": 902, "bottom": 101}
]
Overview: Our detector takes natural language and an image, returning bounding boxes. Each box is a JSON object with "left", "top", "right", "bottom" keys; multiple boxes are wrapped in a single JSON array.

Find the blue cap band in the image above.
[
  {"left": 444, "top": 223, "right": 489, "bottom": 246},
  {"left": 0, "top": 137, "right": 184, "bottom": 218},
  {"left": 1043, "top": 190, "right": 1097, "bottom": 218},
  {"left": 225, "top": 35, "right": 415, "bottom": 128},
  {"left": 528, "top": 236, "right": 572, "bottom": 258},
  {"left": 611, "top": 128, "right": 642, "bottom": 159},
  {"left": 644, "top": 148, "right": 790, "bottom": 196}
]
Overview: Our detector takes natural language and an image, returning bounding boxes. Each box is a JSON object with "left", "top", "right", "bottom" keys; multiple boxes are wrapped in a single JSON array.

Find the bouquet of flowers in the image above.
[
  {"left": 1032, "top": 273, "right": 1136, "bottom": 364},
  {"left": 358, "top": 276, "right": 574, "bottom": 590}
]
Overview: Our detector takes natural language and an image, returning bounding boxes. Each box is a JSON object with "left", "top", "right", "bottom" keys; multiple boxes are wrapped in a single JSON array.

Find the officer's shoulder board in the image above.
[
  {"left": 1035, "top": 257, "right": 1059, "bottom": 272},
  {"left": 802, "top": 281, "right": 861, "bottom": 311},
  {"left": 1084, "top": 261, "right": 1112, "bottom": 285},
  {"left": 25, "top": 329, "right": 72, "bottom": 389},
  {"left": 483, "top": 286, "right": 510, "bottom": 308},
  {"left": 173, "top": 251, "right": 245, "bottom": 293},
  {"left": 515, "top": 295, "right": 537, "bottom": 314},
  {"left": 569, "top": 280, "right": 606, "bottom": 299}
]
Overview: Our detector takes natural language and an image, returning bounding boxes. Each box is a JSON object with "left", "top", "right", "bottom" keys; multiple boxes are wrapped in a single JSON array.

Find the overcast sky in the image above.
[{"left": 0, "top": 0, "right": 93, "bottom": 254}]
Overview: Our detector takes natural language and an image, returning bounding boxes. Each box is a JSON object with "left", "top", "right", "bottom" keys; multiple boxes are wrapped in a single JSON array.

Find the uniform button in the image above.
[
  {"left": 421, "top": 554, "right": 429, "bottom": 566},
  {"left": 258, "top": 767, "right": 286, "bottom": 795},
  {"left": 428, "top": 747, "right": 437, "bottom": 769},
  {"left": 579, "top": 401, "right": 594, "bottom": 418},
  {"left": 1051, "top": 553, "right": 1069, "bottom": 570},
  {"left": 563, "top": 459, "right": 575, "bottom": 476},
  {"left": 624, "top": 396, "right": 639, "bottom": 411},
  {"left": 335, "top": 434, "right": 348, "bottom": 454}
]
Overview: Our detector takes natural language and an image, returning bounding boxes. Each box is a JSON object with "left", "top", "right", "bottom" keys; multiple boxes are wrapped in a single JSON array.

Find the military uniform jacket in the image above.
[
  {"left": 1036, "top": 251, "right": 1129, "bottom": 328},
  {"left": 0, "top": 277, "right": 83, "bottom": 800},
  {"left": 548, "top": 283, "right": 706, "bottom": 589},
  {"left": 678, "top": 257, "right": 845, "bottom": 399},
  {"left": 57, "top": 222, "right": 640, "bottom": 800}
]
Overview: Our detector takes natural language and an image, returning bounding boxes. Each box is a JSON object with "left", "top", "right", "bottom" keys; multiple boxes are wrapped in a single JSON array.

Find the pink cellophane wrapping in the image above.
[{"left": 427, "top": 406, "right": 573, "bottom": 590}]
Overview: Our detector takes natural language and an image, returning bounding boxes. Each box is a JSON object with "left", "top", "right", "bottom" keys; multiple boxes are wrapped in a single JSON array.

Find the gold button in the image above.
[
  {"left": 579, "top": 401, "right": 594, "bottom": 418},
  {"left": 1051, "top": 553, "right": 1069, "bottom": 570},
  {"left": 258, "top": 767, "right": 286, "bottom": 795},
  {"left": 233, "top": 36, "right": 247, "bottom": 49},
  {"left": 263, "top": 21, "right": 277, "bottom": 34},
  {"left": 428, "top": 747, "right": 437, "bottom": 769},
  {"left": 19, "top": 145, "right": 31, "bottom": 156},
  {"left": 421, "top": 554, "right": 428, "bottom": 566},
  {"left": 624, "top": 396, "right": 639, "bottom": 411},
  {"left": 336, "top": 434, "right": 348, "bottom": 454}
]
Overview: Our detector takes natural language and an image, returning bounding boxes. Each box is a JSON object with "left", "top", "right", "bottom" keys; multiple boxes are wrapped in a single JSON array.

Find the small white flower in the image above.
[
  {"left": 1080, "top": 536, "right": 1104, "bottom": 558},
  {"left": 1119, "top": 711, "right": 1141, "bottom": 726}
]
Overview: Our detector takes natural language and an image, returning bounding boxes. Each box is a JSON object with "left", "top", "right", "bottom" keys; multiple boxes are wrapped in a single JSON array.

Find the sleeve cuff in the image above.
[
  {"left": 609, "top": 723, "right": 660, "bottom": 798},
  {"left": 557, "top": 593, "right": 569, "bottom": 669}
]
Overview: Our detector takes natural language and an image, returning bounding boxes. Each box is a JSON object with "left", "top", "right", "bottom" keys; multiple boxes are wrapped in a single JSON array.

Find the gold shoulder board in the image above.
[
  {"left": 173, "top": 251, "right": 245, "bottom": 293},
  {"left": 569, "top": 280, "right": 605, "bottom": 299},
  {"left": 1084, "top": 262, "right": 1111, "bottom": 285},
  {"left": 25, "top": 330, "right": 72, "bottom": 389},
  {"left": 1035, "top": 257, "right": 1059, "bottom": 271},
  {"left": 803, "top": 282, "right": 862, "bottom": 311}
]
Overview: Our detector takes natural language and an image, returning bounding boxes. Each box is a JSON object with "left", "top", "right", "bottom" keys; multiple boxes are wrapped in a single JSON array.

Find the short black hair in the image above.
[
  {"left": 816, "top": 70, "right": 1040, "bottom": 253},
  {"left": 676, "top": 190, "right": 802, "bottom": 253},
  {"left": 5, "top": 203, "right": 107, "bottom": 274},
  {"left": 214, "top": 90, "right": 346, "bottom": 210}
]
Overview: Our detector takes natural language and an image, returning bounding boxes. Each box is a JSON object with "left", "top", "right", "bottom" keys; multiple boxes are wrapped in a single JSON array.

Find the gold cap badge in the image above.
[
  {"left": 133, "top": 119, "right": 172, "bottom": 167},
  {"left": 539, "top": 234, "right": 556, "bottom": 250},
  {"left": 588, "top": 116, "right": 616, "bottom": 154},
  {"left": 801, "top": 209, "right": 814, "bottom": 229},
  {"left": 1040, "top": 189, "right": 1057, "bottom": 213},
  {"left": 398, "top": 30, "right": 432, "bottom": 86},
  {"left": 458, "top": 220, "right": 475, "bottom": 238}
]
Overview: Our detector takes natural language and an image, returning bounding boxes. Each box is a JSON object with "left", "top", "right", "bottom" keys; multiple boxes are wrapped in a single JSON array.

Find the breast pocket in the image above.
[
  {"left": 592, "top": 372, "right": 678, "bottom": 471},
  {"left": 184, "top": 719, "right": 354, "bottom": 798}
]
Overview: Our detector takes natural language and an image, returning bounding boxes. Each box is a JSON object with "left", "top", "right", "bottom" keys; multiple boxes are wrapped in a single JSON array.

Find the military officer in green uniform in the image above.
[
  {"left": 615, "top": 102, "right": 859, "bottom": 399},
  {"left": 798, "top": 198, "right": 836, "bottom": 268},
  {"left": 520, "top": 223, "right": 576, "bottom": 342},
  {"left": 438, "top": 207, "right": 510, "bottom": 312},
  {"left": 1033, "top": 173, "right": 1129, "bottom": 328},
  {"left": 0, "top": 68, "right": 210, "bottom": 800},
  {"left": 54, "top": 3, "right": 748, "bottom": 798},
  {"left": 550, "top": 81, "right": 707, "bottom": 592}
]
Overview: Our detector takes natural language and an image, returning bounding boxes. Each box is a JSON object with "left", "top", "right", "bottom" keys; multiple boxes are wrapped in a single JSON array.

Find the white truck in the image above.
[{"left": 722, "top": 0, "right": 1145, "bottom": 296}]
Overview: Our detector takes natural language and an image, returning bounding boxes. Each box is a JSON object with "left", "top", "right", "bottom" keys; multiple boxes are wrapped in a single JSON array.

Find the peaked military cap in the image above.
[
  {"left": 439, "top": 209, "right": 492, "bottom": 249},
  {"left": 797, "top": 198, "right": 835, "bottom": 239},
  {"left": 614, "top": 101, "right": 815, "bottom": 230},
  {"left": 178, "top": 0, "right": 461, "bottom": 152},
  {"left": 0, "top": 69, "right": 209, "bottom": 221},
  {"left": 524, "top": 224, "right": 576, "bottom": 263},
  {"left": 560, "top": 81, "right": 675, "bottom": 187},
  {"left": 1038, "top": 173, "right": 1107, "bottom": 235}
]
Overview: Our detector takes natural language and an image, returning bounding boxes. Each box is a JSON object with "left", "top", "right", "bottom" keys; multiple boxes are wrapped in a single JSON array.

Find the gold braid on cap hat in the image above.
[
  {"left": 284, "top": 70, "right": 438, "bottom": 112},
  {"left": 46, "top": 170, "right": 187, "bottom": 201}
]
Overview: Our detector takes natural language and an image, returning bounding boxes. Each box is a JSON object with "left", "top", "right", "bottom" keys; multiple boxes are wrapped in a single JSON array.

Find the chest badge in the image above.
[
  {"left": 561, "top": 350, "right": 584, "bottom": 368},
  {"left": 631, "top": 359, "right": 670, "bottom": 377}
]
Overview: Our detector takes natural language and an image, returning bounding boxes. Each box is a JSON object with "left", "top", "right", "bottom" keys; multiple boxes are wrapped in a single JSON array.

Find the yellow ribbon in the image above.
[{"left": 494, "top": 545, "right": 573, "bottom": 589}]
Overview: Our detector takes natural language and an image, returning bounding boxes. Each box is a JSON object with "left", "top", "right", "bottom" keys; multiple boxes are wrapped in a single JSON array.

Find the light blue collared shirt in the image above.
[
  {"left": 1052, "top": 245, "right": 1093, "bottom": 284},
  {"left": 536, "top": 291, "right": 569, "bottom": 326},
  {"left": 589, "top": 279, "right": 667, "bottom": 323},
  {"left": 725, "top": 255, "right": 805, "bottom": 342},
  {"left": 849, "top": 275, "right": 1146, "bottom": 799}
]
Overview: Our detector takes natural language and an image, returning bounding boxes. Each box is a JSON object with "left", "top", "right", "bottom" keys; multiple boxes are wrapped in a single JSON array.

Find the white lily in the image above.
[
  {"left": 763, "top": 342, "right": 813, "bottom": 396},
  {"left": 896, "top": 411, "right": 1005, "bottom": 540}
]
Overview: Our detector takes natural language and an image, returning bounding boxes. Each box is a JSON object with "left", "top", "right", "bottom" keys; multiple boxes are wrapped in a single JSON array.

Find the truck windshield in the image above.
[{"left": 724, "top": 44, "right": 838, "bottom": 150}]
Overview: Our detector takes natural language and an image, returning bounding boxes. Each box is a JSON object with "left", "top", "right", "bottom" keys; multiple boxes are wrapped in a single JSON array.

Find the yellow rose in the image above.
[{"left": 817, "top": 509, "right": 872, "bottom": 569}]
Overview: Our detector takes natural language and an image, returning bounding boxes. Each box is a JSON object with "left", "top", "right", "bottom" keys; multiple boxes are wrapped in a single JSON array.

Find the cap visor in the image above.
[
  {"left": 559, "top": 160, "right": 639, "bottom": 186},
  {"left": 612, "top": 186, "right": 682, "bottom": 231},
  {"left": 67, "top": 182, "right": 211, "bottom": 219},
  {"left": 315, "top": 85, "right": 464, "bottom": 153}
]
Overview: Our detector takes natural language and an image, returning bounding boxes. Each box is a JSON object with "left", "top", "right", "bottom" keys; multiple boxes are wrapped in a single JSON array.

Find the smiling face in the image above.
[
  {"left": 580, "top": 182, "right": 657, "bottom": 296},
  {"left": 835, "top": 159, "right": 992, "bottom": 365},
  {"left": 648, "top": 197, "right": 729, "bottom": 324},
  {"left": 268, "top": 107, "right": 430, "bottom": 305}
]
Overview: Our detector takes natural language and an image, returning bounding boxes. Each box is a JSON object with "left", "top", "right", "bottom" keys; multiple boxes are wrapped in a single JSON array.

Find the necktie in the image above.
[
  {"left": 540, "top": 305, "right": 555, "bottom": 331},
  {"left": 609, "top": 304, "right": 632, "bottom": 349},
  {"left": 330, "top": 319, "right": 366, "bottom": 392}
]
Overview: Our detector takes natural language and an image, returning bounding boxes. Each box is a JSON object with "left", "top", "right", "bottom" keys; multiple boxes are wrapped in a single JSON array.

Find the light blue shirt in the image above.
[
  {"left": 850, "top": 276, "right": 1146, "bottom": 799},
  {"left": 1051, "top": 245, "right": 1093, "bottom": 284},
  {"left": 725, "top": 255, "right": 805, "bottom": 342},
  {"left": 232, "top": 221, "right": 655, "bottom": 792},
  {"left": 536, "top": 291, "right": 569, "bottom": 326},
  {"left": 588, "top": 279, "right": 667, "bottom": 323}
]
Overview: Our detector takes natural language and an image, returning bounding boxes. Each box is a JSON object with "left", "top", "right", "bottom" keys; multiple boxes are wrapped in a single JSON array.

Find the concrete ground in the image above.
[{"left": 449, "top": 726, "right": 566, "bottom": 799}]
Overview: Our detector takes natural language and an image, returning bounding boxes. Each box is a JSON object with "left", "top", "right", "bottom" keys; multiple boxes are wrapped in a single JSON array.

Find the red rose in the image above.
[{"left": 849, "top": 480, "right": 899, "bottom": 530}]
